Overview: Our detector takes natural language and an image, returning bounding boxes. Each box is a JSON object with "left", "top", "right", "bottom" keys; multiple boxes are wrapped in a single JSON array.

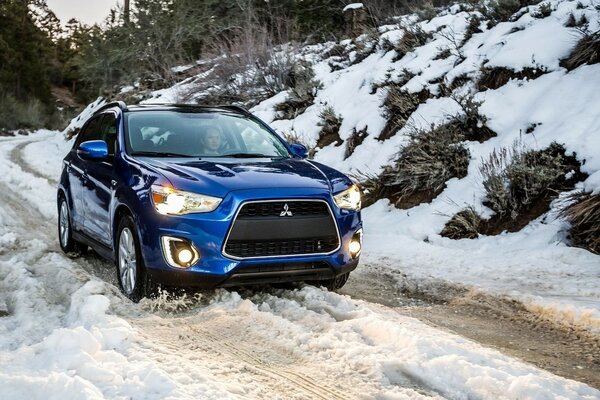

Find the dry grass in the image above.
[
  {"left": 478, "top": 66, "right": 546, "bottom": 91},
  {"left": 440, "top": 207, "right": 482, "bottom": 239},
  {"left": 560, "top": 192, "right": 600, "bottom": 254},
  {"left": 560, "top": 30, "right": 600, "bottom": 71}
]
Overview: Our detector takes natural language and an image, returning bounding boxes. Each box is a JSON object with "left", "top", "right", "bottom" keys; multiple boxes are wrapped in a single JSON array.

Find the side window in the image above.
[
  {"left": 99, "top": 113, "right": 118, "bottom": 156},
  {"left": 76, "top": 116, "right": 103, "bottom": 147}
]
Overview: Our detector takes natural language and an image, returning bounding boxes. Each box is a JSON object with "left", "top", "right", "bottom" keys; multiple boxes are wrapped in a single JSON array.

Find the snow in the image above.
[
  {"left": 2, "top": 0, "right": 600, "bottom": 396},
  {"left": 343, "top": 3, "right": 364, "bottom": 13}
]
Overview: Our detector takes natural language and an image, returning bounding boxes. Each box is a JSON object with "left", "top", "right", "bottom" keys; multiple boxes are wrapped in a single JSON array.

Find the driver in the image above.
[{"left": 202, "top": 126, "right": 224, "bottom": 156}]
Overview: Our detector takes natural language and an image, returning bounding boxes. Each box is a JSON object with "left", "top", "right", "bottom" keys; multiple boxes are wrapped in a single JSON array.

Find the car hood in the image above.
[{"left": 141, "top": 157, "right": 333, "bottom": 197}]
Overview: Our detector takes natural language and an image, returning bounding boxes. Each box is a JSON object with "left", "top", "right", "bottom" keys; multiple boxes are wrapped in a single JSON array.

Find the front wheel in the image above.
[
  {"left": 58, "top": 197, "right": 86, "bottom": 256},
  {"left": 320, "top": 272, "right": 350, "bottom": 291},
  {"left": 116, "top": 216, "right": 156, "bottom": 302}
]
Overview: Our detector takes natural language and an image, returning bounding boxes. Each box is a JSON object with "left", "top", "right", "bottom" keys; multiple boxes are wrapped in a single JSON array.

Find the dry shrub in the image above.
[
  {"left": 440, "top": 207, "right": 482, "bottom": 239},
  {"left": 449, "top": 94, "right": 497, "bottom": 143},
  {"left": 560, "top": 192, "right": 600, "bottom": 254},
  {"left": 315, "top": 106, "right": 343, "bottom": 148},
  {"left": 560, "top": 30, "right": 600, "bottom": 71},
  {"left": 380, "top": 123, "right": 470, "bottom": 208},
  {"left": 379, "top": 85, "right": 431, "bottom": 140},
  {"left": 344, "top": 127, "right": 368, "bottom": 159},
  {"left": 393, "top": 25, "right": 432, "bottom": 61},
  {"left": 274, "top": 62, "right": 322, "bottom": 120},
  {"left": 478, "top": 66, "right": 547, "bottom": 91},
  {"left": 480, "top": 141, "right": 584, "bottom": 232}
]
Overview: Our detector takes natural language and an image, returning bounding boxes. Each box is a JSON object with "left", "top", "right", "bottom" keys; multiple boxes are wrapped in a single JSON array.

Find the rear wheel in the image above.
[
  {"left": 116, "top": 215, "right": 157, "bottom": 302},
  {"left": 58, "top": 196, "right": 86, "bottom": 256}
]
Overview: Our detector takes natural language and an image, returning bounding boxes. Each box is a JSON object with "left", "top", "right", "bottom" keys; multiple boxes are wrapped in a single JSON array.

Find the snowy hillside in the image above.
[{"left": 145, "top": 0, "right": 600, "bottom": 332}]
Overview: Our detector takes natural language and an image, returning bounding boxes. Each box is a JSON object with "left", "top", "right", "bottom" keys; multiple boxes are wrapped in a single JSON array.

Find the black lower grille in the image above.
[{"left": 224, "top": 200, "right": 339, "bottom": 258}]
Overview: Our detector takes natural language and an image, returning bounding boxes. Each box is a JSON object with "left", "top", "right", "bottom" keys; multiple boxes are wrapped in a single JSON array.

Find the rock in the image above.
[{"left": 343, "top": 3, "right": 369, "bottom": 38}]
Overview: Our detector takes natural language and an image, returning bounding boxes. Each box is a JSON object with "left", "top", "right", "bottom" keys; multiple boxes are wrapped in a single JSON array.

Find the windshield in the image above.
[{"left": 125, "top": 110, "right": 290, "bottom": 158}]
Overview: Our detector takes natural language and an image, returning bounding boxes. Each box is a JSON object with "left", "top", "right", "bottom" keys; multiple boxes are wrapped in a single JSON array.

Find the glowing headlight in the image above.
[
  {"left": 333, "top": 184, "right": 361, "bottom": 211},
  {"left": 151, "top": 185, "right": 222, "bottom": 215}
]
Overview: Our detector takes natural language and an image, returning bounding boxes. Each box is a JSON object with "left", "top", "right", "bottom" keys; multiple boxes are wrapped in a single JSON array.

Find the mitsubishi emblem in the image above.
[{"left": 280, "top": 203, "right": 293, "bottom": 217}]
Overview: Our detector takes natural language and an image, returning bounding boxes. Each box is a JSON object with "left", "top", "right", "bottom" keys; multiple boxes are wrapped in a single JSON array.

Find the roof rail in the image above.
[
  {"left": 129, "top": 102, "right": 252, "bottom": 116},
  {"left": 217, "top": 104, "right": 251, "bottom": 116},
  {"left": 94, "top": 100, "right": 128, "bottom": 114}
]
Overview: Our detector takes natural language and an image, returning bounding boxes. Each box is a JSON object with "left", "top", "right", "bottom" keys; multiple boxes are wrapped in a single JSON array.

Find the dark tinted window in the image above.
[
  {"left": 76, "top": 116, "right": 103, "bottom": 146},
  {"left": 98, "top": 113, "right": 118, "bottom": 155}
]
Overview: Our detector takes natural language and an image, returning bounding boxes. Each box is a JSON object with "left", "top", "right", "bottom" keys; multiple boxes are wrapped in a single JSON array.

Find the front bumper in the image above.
[{"left": 136, "top": 187, "right": 362, "bottom": 289}]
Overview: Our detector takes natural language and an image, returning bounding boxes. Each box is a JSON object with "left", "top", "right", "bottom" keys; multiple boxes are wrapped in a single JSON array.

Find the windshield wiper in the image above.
[
  {"left": 220, "top": 153, "right": 279, "bottom": 158},
  {"left": 130, "top": 151, "right": 192, "bottom": 158}
]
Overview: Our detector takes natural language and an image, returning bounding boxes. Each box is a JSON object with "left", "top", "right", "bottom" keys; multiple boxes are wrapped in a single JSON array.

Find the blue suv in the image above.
[{"left": 58, "top": 102, "right": 362, "bottom": 301}]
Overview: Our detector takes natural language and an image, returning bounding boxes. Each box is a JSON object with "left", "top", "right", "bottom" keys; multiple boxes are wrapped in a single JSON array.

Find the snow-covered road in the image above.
[{"left": 1, "top": 132, "right": 599, "bottom": 399}]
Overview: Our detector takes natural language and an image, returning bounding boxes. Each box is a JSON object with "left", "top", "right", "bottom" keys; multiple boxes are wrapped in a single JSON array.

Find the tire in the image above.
[
  {"left": 320, "top": 272, "right": 350, "bottom": 291},
  {"left": 115, "top": 215, "right": 157, "bottom": 302},
  {"left": 57, "top": 196, "right": 86, "bottom": 256}
]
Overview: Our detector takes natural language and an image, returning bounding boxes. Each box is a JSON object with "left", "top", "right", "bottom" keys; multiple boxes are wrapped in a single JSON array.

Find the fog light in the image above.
[
  {"left": 349, "top": 240, "right": 361, "bottom": 255},
  {"left": 349, "top": 228, "right": 363, "bottom": 258},
  {"left": 161, "top": 236, "right": 199, "bottom": 268},
  {"left": 177, "top": 249, "right": 193, "bottom": 264}
]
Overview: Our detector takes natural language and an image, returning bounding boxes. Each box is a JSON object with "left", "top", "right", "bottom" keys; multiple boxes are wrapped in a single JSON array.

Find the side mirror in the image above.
[
  {"left": 289, "top": 143, "right": 308, "bottom": 159},
  {"left": 78, "top": 140, "right": 108, "bottom": 160}
]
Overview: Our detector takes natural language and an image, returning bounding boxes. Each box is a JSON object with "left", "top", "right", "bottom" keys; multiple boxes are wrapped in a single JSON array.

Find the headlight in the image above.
[
  {"left": 151, "top": 185, "right": 222, "bottom": 215},
  {"left": 333, "top": 184, "right": 361, "bottom": 211}
]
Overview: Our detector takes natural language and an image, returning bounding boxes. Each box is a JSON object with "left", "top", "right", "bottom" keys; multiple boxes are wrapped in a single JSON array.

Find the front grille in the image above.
[
  {"left": 224, "top": 200, "right": 340, "bottom": 259},
  {"left": 238, "top": 201, "right": 329, "bottom": 218}
]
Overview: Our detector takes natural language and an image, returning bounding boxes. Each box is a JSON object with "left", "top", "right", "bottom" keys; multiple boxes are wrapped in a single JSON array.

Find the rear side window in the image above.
[
  {"left": 98, "top": 113, "right": 118, "bottom": 155},
  {"left": 76, "top": 115, "right": 103, "bottom": 147}
]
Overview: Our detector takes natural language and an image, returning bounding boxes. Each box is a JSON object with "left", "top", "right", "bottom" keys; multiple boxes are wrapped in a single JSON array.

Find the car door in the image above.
[
  {"left": 68, "top": 115, "right": 103, "bottom": 231},
  {"left": 81, "top": 112, "right": 119, "bottom": 247}
]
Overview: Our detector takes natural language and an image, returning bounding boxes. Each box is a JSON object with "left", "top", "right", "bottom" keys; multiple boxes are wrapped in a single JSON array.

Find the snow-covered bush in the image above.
[
  {"left": 560, "top": 192, "right": 600, "bottom": 254},
  {"left": 560, "top": 30, "right": 600, "bottom": 71},
  {"left": 481, "top": 142, "right": 581, "bottom": 222},
  {"left": 274, "top": 63, "right": 322, "bottom": 119},
  {"left": 440, "top": 206, "right": 482, "bottom": 239},
  {"left": 379, "top": 84, "right": 430, "bottom": 140},
  {"left": 531, "top": 2, "right": 552, "bottom": 18}
]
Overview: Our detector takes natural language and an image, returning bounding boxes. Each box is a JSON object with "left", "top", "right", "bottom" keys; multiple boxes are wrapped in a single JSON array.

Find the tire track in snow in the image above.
[{"left": 10, "top": 140, "right": 58, "bottom": 187}]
